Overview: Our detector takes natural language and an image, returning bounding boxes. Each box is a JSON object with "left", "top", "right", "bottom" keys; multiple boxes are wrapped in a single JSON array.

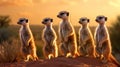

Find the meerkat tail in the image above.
[{"left": 109, "top": 54, "right": 120, "bottom": 66}]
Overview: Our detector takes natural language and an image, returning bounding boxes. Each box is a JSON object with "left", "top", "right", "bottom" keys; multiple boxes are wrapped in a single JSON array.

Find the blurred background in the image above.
[{"left": 0, "top": 0, "right": 120, "bottom": 63}]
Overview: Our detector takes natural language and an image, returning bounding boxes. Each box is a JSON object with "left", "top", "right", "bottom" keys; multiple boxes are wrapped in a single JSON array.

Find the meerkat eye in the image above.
[
  {"left": 60, "top": 13, "right": 64, "bottom": 15},
  {"left": 20, "top": 20, "right": 24, "bottom": 22},
  {"left": 81, "top": 19, "right": 86, "bottom": 22},
  {"left": 98, "top": 17, "right": 103, "bottom": 20},
  {"left": 44, "top": 19, "right": 49, "bottom": 22}
]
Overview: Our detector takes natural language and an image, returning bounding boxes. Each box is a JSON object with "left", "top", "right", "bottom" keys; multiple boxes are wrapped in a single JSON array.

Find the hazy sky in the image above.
[{"left": 0, "top": 0, "right": 120, "bottom": 26}]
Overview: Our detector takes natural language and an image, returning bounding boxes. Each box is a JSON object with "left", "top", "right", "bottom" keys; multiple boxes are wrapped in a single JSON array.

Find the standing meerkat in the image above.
[
  {"left": 94, "top": 15, "right": 120, "bottom": 66},
  {"left": 78, "top": 17, "right": 96, "bottom": 58},
  {"left": 17, "top": 18, "right": 38, "bottom": 61},
  {"left": 57, "top": 11, "right": 79, "bottom": 58},
  {"left": 42, "top": 18, "right": 58, "bottom": 59}
]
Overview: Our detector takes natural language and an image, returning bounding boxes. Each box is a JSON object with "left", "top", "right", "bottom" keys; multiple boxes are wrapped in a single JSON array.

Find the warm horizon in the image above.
[{"left": 0, "top": 0, "right": 120, "bottom": 26}]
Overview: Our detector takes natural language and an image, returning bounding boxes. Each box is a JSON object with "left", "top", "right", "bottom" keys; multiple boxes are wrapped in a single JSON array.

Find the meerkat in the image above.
[
  {"left": 78, "top": 17, "right": 96, "bottom": 58},
  {"left": 17, "top": 18, "right": 38, "bottom": 61},
  {"left": 42, "top": 18, "right": 58, "bottom": 59},
  {"left": 94, "top": 15, "right": 120, "bottom": 66},
  {"left": 57, "top": 11, "right": 79, "bottom": 58}
]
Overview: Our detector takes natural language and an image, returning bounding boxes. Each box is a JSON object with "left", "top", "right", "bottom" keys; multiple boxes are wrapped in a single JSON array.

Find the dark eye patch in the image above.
[
  {"left": 81, "top": 19, "right": 86, "bottom": 21},
  {"left": 60, "top": 13, "right": 65, "bottom": 15},
  {"left": 19, "top": 20, "right": 24, "bottom": 22},
  {"left": 98, "top": 17, "right": 103, "bottom": 20},
  {"left": 44, "top": 19, "right": 49, "bottom": 22}
]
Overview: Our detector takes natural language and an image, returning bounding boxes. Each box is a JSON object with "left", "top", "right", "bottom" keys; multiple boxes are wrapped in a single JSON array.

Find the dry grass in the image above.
[{"left": 0, "top": 39, "right": 21, "bottom": 63}]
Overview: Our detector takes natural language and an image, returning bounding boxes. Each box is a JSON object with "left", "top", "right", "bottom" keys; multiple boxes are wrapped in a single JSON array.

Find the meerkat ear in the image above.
[
  {"left": 67, "top": 12, "right": 69, "bottom": 16},
  {"left": 105, "top": 17, "right": 107, "bottom": 21},
  {"left": 26, "top": 19, "right": 28, "bottom": 23},
  {"left": 51, "top": 19, "right": 53, "bottom": 22},
  {"left": 87, "top": 19, "right": 90, "bottom": 22}
]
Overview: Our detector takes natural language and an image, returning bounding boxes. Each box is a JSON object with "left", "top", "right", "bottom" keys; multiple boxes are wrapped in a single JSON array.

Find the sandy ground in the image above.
[{"left": 0, "top": 56, "right": 118, "bottom": 67}]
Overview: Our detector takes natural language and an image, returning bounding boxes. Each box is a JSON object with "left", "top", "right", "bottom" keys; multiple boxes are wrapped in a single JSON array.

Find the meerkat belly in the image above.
[
  {"left": 20, "top": 34, "right": 26, "bottom": 46},
  {"left": 85, "top": 39, "right": 93, "bottom": 48},
  {"left": 82, "top": 37, "right": 92, "bottom": 47},
  {"left": 62, "top": 23, "right": 72, "bottom": 38},
  {"left": 81, "top": 29, "right": 89, "bottom": 42},
  {"left": 97, "top": 29, "right": 105, "bottom": 43},
  {"left": 45, "top": 30, "right": 54, "bottom": 44},
  {"left": 96, "top": 28, "right": 109, "bottom": 52},
  {"left": 44, "top": 30, "right": 55, "bottom": 52},
  {"left": 22, "top": 30, "right": 30, "bottom": 44},
  {"left": 81, "top": 34, "right": 88, "bottom": 42},
  {"left": 101, "top": 41, "right": 108, "bottom": 50}
]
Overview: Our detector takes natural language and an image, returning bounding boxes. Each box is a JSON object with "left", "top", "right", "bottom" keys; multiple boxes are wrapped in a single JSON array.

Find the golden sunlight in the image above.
[{"left": 0, "top": 0, "right": 120, "bottom": 26}]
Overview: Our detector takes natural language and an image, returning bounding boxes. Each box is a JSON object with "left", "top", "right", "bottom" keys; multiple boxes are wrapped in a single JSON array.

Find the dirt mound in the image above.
[{"left": 0, "top": 57, "right": 118, "bottom": 67}]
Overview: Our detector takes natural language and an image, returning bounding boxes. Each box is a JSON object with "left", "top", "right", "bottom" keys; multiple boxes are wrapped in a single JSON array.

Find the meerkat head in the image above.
[
  {"left": 42, "top": 18, "right": 53, "bottom": 25},
  {"left": 95, "top": 15, "right": 107, "bottom": 24},
  {"left": 79, "top": 17, "right": 89, "bottom": 25},
  {"left": 17, "top": 18, "right": 28, "bottom": 25},
  {"left": 57, "top": 11, "right": 69, "bottom": 19}
]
